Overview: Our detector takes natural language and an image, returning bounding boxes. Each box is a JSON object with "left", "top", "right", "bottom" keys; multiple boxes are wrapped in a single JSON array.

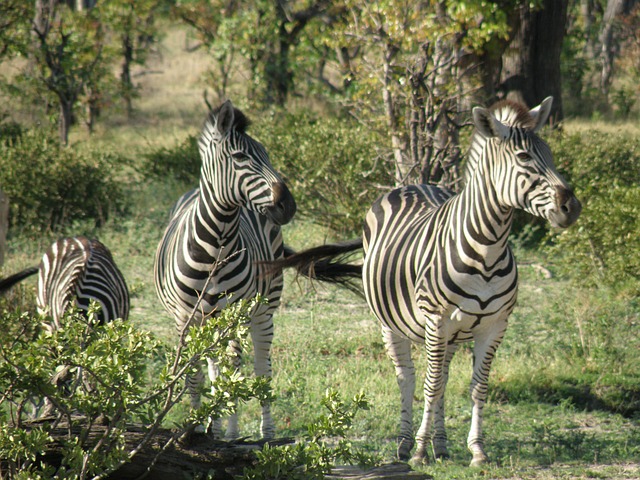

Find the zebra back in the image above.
[{"left": 38, "top": 237, "right": 129, "bottom": 330}]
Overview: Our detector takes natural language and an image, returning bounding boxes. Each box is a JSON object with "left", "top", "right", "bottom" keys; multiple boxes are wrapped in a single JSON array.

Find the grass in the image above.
[{"left": 1, "top": 24, "right": 639, "bottom": 479}]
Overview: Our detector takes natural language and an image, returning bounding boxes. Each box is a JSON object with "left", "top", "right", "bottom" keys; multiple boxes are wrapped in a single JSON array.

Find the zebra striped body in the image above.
[
  {"left": 0, "top": 236, "right": 129, "bottom": 417},
  {"left": 154, "top": 100, "right": 296, "bottom": 440},
  {"left": 362, "top": 97, "right": 581, "bottom": 465},
  {"left": 38, "top": 236, "right": 129, "bottom": 331}
]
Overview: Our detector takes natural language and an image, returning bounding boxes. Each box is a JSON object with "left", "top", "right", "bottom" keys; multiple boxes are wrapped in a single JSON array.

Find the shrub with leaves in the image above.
[
  {"left": 545, "top": 131, "right": 639, "bottom": 292},
  {"left": 253, "top": 112, "right": 392, "bottom": 237},
  {"left": 0, "top": 128, "right": 126, "bottom": 233},
  {"left": 243, "top": 389, "right": 379, "bottom": 480},
  {"left": 0, "top": 296, "right": 271, "bottom": 479}
]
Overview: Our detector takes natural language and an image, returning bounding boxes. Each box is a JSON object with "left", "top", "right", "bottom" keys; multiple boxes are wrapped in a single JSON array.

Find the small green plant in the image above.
[{"left": 243, "top": 389, "right": 380, "bottom": 480}]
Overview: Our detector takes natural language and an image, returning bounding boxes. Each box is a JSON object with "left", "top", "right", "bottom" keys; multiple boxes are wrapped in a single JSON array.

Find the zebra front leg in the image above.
[
  {"left": 467, "top": 325, "right": 506, "bottom": 466},
  {"left": 252, "top": 315, "right": 275, "bottom": 439},
  {"left": 412, "top": 331, "right": 448, "bottom": 465},
  {"left": 381, "top": 326, "right": 415, "bottom": 461},
  {"left": 205, "top": 358, "right": 224, "bottom": 438},
  {"left": 186, "top": 365, "right": 210, "bottom": 435},
  {"left": 432, "top": 343, "right": 459, "bottom": 460}
]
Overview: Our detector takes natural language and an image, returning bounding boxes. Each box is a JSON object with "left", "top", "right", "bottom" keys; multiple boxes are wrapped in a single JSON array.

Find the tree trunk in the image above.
[
  {"left": 0, "top": 190, "right": 8, "bottom": 268},
  {"left": 598, "top": 0, "right": 637, "bottom": 94},
  {"left": 499, "top": 0, "right": 568, "bottom": 123},
  {"left": 121, "top": 33, "right": 134, "bottom": 117},
  {"left": 381, "top": 43, "right": 406, "bottom": 186},
  {"left": 59, "top": 97, "right": 73, "bottom": 146}
]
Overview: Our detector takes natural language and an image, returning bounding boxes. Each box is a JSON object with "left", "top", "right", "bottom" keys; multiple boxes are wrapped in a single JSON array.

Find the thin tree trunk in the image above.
[
  {"left": 598, "top": 0, "right": 637, "bottom": 94},
  {"left": 0, "top": 190, "right": 8, "bottom": 268},
  {"left": 59, "top": 97, "right": 73, "bottom": 146}
]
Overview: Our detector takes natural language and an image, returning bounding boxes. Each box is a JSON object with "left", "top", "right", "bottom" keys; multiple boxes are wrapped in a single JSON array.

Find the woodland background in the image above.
[{"left": 0, "top": 1, "right": 638, "bottom": 479}]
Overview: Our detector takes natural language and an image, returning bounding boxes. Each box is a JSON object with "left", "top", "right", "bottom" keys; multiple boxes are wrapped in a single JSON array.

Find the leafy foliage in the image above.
[
  {"left": 253, "top": 112, "right": 393, "bottom": 237},
  {"left": 243, "top": 389, "right": 379, "bottom": 480},
  {"left": 0, "top": 128, "right": 127, "bottom": 233},
  {"left": 140, "top": 133, "right": 200, "bottom": 184},
  {"left": 0, "top": 296, "right": 271, "bottom": 479},
  {"left": 545, "top": 131, "right": 639, "bottom": 292}
]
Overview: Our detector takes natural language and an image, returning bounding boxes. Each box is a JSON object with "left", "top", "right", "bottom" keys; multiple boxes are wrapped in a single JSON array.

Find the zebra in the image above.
[
  {"left": 153, "top": 99, "right": 297, "bottom": 440},
  {"left": 0, "top": 236, "right": 130, "bottom": 414},
  {"left": 264, "top": 97, "right": 581, "bottom": 465},
  {"left": 0, "top": 236, "right": 130, "bottom": 326}
]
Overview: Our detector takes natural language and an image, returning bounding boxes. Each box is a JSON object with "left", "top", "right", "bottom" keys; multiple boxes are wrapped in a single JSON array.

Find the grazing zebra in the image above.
[
  {"left": 0, "top": 236, "right": 129, "bottom": 327},
  {"left": 0, "top": 236, "right": 129, "bottom": 414},
  {"left": 265, "top": 97, "right": 581, "bottom": 465},
  {"left": 154, "top": 100, "right": 296, "bottom": 440}
]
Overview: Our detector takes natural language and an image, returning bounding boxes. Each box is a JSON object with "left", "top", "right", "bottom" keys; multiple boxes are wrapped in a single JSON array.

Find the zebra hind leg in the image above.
[
  {"left": 185, "top": 365, "right": 211, "bottom": 435},
  {"left": 206, "top": 357, "right": 232, "bottom": 439}
]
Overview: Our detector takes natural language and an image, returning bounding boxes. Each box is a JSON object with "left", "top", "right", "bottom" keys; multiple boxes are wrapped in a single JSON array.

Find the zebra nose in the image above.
[
  {"left": 267, "top": 182, "right": 297, "bottom": 225},
  {"left": 550, "top": 186, "right": 581, "bottom": 228}
]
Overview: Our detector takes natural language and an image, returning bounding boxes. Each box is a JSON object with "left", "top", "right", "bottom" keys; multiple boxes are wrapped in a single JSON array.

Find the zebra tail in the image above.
[
  {"left": 0, "top": 266, "right": 39, "bottom": 294},
  {"left": 268, "top": 238, "right": 364, "bottom": 296}
]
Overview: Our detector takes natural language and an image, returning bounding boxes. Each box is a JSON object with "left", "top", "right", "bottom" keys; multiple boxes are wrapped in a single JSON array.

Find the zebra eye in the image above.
[
  {"left": 231, "top": 152, "right": 251, "bottom": 164},
  {"left": 516, "top": 151, "right": 532, "bottom": 161}
]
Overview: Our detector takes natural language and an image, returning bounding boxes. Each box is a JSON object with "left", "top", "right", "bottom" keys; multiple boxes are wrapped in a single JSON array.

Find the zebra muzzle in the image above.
[
  {"left": 549, "top": 186, "right": 581, "bottom": 228},
  {"left": 265, "top": 182, "right": 297, "bottom": 225}
]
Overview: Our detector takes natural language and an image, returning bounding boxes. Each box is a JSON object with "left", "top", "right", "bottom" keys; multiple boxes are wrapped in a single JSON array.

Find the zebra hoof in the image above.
[
  {"left": 434, "top": 451, "right": 450, "bottom": 462},
  {"left": 469, "top": 452, "right": 489, "bottom": 467},
  {"left": 396, "top": 438, "right": 414, "bottom": 461},
  {"left": 409, "top": 453, "right": 429, "bottom": 466}
]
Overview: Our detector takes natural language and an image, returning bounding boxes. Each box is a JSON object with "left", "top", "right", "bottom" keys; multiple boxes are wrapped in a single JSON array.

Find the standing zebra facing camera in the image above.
[
  {"left": 154, "top": 100, "right": 296, "bottom": 440},
  {"left": 264, "top": 97, "right": 581, "bottom": 466},
  {"left": 0, "top": 236, "right": 130, "bottom": 327}
]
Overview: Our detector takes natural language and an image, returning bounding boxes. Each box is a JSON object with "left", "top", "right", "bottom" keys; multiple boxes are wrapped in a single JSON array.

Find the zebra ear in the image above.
[
  {"left": 529, "top": 96, "right": 553, "bottom": 132},
  {"left": 216, "top": 100, "right": 236, "bottom": 136},
  {"left": 472, "top": 107, "right": 510, "bottom": 141}
]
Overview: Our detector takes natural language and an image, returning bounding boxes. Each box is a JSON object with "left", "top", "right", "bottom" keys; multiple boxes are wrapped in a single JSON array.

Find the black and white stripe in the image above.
[
  {"left": 0, "top": 236, "right": 129, "bottom": 327},
  {"left": 264, "top": 97, "right": 581, "bottom": 466},
  {"left": 37, "top": 236, "right": 129, "bottom": 330},
  {"left": 153, "top": 100, "right": 296, "bottom": 440}
]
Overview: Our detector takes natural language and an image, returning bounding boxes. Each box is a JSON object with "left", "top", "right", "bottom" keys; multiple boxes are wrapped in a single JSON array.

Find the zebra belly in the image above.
[{"left": 365, "top": 271, "right": 515, "bottom": 344}]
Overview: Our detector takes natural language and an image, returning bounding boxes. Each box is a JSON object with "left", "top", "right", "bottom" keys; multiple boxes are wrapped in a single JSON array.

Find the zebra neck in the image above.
[
  {"left": 191, "top": 182, "right": 244, "bottom": 254},
  {"left": 456, "top": 170, "right": 514, "bottom": 259}
]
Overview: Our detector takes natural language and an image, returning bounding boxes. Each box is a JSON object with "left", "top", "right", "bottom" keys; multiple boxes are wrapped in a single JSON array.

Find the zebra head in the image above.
[
  {"left": 472, "top": 97, "right": 582, "bottom": 229},
  {"left": 198, "top": 100, "right": 297, "bottom": 225}
]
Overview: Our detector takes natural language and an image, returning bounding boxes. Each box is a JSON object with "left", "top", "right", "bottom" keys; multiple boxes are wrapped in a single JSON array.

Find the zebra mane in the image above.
[
  {"left": 489, "top": 99, "right": 537, "bottom": 130},
  {"left": 209, "top": 103, "right": 251, "bottom": 133},
  {"left": 464, "top": 99, "right": 536, "bottom": 181}
]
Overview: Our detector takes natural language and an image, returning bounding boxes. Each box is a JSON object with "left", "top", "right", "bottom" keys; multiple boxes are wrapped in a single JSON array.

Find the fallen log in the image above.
[{"left": 5, "top": 418, "right": 430, "bottom": 479}]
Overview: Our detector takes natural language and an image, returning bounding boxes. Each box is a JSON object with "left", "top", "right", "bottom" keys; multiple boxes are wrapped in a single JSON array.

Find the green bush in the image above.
[
  {"left": 0, "top": 128, "right": 127, "bottom": 233},
  {"left": 253, "top": 112, "right": 392, "bottom": 237},
  {"left": 545, "top": 131, "right": 640, "bottom": 292},
  {"left": 140, "top": 134, "right": 200, "bottom": 184}
]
